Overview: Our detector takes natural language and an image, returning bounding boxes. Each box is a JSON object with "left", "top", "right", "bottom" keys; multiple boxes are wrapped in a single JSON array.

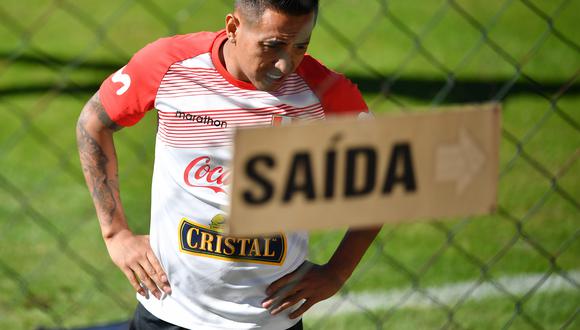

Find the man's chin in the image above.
[{"left": 255, "top": 80, "right": 282, "bottom": 92}]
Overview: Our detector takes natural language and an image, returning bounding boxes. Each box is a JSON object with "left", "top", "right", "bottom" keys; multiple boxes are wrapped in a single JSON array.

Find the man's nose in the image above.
[{"left": 274, "top": 51, "right": 293, "bottom": 75}]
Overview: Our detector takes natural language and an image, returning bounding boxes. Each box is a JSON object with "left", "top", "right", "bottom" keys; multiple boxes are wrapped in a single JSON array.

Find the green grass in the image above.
[
  {"left": 303, "top": 290, "right": 579, "bottom": 330},
  {"left": 0, "top": 0, "right": 578, "bottom": 329}
]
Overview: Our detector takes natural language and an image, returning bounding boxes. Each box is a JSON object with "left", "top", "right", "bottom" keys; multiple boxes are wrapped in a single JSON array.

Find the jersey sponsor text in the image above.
[
  {"left": 183, "top": 156, "right": 230, "bottom": 194},
  {"left": 175, "top": 110, "right": 228, "bottom": 128},
  {"left": 178, "top": 218, "right": 286, "bottom": 265}
]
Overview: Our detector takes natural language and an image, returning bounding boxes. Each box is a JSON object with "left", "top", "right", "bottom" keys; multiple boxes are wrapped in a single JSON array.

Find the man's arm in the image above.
[
  {"left": 262, "top": 226, "right": 381, "bottom": 319},
  {"left": 76, "top": 92, "right": 171, "bottom": 299}
]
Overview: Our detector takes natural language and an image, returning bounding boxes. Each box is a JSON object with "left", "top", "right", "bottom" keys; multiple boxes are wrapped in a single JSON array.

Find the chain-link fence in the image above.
[{"left": 0, "top": 0, "right": 578, "bottom": 329}]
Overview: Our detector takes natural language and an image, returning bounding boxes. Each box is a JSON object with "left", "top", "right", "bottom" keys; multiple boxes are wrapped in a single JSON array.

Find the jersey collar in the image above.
[{"left": 211, "top": 30, "right": 257, "bottom": 91}]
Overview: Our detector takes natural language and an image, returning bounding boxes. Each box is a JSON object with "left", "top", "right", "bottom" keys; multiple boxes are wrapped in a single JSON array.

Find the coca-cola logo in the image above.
[{"left": 183, "top": 156, "right": 231, "bottom": 194}]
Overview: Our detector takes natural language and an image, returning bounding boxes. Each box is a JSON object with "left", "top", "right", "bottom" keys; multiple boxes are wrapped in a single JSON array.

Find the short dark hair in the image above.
[{"left": 235, "top": 0, "right": 319, "bottom": 20}]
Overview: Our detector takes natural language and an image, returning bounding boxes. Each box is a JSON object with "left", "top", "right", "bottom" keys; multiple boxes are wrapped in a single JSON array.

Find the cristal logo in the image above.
[{"left": 183, "top": 156, "right": 230, "bottom": 194}]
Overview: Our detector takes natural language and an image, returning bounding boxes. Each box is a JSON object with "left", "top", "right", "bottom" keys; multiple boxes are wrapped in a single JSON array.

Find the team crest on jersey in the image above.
[
  {"left": 271, "top": 115, "right": 294, "bottom": 126},
  {"left": 178, "top": 217, "right": 286, "bottom": 265}
]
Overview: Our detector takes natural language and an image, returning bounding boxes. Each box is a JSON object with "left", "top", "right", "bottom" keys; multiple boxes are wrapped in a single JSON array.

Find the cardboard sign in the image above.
[{"left": 228, "top": 104, "right": 500, "bottom": 236}]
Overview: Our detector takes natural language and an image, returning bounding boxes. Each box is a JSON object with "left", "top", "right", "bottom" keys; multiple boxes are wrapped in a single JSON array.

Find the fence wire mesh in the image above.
[{"left": 0, "top": 0, "right": 578, "bottom": 329}]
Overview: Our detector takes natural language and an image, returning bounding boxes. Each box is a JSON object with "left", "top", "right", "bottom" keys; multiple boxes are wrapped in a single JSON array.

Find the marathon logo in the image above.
[
  {"left": 178, "top": 218, "right": 286, "bottom": 265},
  {"left": 176, "top": 110, "right": 228, "bottom": 128}
]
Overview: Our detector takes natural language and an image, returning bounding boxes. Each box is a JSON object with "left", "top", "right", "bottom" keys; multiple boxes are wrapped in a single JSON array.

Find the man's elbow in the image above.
[{"left": 77, "top": 93, "right": 120, "bottom": 138}]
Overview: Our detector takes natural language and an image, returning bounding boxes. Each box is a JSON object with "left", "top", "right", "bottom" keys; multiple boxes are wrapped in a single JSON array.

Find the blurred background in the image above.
[{"left": 0, "top": 0, "right": 578, "bottom": 329}]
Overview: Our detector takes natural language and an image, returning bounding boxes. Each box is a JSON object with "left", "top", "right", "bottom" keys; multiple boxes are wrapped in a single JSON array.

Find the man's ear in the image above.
[{"left": 225, "top": 13, "right": 240, "bottom": 41}]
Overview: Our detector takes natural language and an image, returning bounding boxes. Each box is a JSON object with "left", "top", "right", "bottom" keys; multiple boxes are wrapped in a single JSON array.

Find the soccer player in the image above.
[{"left": 76, "top": 0, "right": 380, "bottom": 329}]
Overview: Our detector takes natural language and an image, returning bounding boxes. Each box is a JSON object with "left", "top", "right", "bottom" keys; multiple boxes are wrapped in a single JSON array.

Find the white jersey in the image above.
[{"left": 99, "top": 30, "right": 368, "bottom": 329}]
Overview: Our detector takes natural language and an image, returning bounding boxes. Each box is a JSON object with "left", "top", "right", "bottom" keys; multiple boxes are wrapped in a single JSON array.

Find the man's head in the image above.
[{"left": 222, "top": 0, "right": 319, "bottom": 91}]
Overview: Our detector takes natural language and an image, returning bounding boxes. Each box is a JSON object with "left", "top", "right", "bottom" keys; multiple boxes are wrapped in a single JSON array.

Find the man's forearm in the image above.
[
  {"left": 326, "top": 226, "right": 382, "bottom": 283},
  {"left": 76, "top": 94, "right": 128, "bottom": 239},
  {"left": 262, "top": 226, "right": 382, "bottom": 318},
  {"left": 76, "top": 94, "right": 171, "bottom": 298}
]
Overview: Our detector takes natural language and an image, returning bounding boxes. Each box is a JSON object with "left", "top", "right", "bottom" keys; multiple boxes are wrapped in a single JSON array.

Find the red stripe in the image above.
[
  {"left": 158, "top": 127, "right": 230, "bottom": 136},
  {"left": 157, "top": 119, "right": 277, "bottom": 136},
  {"left": 160, "top": 111, "right": 323, "bottom": 119},
  {"left": 158, "top": 71, "right": 310, "bottom": 98},
  {"left": 158, "top": 87, "right": 311, "bottom": 98},
  {"left": 157, "top": 103, "right": 323, "bottom": 115},
  {"left": 159, "top": 84, "right": 310, "bottom": 96},
  {"left": 159, "top": 142, "right": 232, "bottom": 149},
  {"left": 157, "top": 134, "right": 232, "bottom": 142},
  {"left": 158, "top": 137, "right": 232, "bottom": 148},
  {"left": 157, "top": 108, "right": 323, "bottom": 120},
  {"left": 157, "top": 90, "right": 271, "bottom": 98},
  {"left": 158, "top": 113, "right": 323, "bottom": 127}
]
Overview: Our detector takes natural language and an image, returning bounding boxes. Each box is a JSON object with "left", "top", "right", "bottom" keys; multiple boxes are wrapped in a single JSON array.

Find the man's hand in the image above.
[
  {"left": 262, "top": 227, "right": 381, "bottom": 319},
  {"left": 105, "top": 229, "right": 171, "bottom": 299},
  {"left": 262, "top": 261, "right": 345, "bottom": 319}
]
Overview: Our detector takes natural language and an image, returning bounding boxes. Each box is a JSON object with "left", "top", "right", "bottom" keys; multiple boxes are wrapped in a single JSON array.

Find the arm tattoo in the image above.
[
  {"left": 90, "top": 93, "right": 122, "bottom": 132},
  {"left": 77, "top": 94, "right": 121, "bottom": 226}
]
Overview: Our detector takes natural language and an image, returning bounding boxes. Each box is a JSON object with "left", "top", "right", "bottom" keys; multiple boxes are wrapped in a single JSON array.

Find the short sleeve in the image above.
[
  {"left": 99, "top": 39, "right": 173, "bottom": 127},
  {"left": 296, "top": 55, "right": 368, "bottom": 115},
  {"left": 98, "top": 32, "right": 217, "bottom": 127}
]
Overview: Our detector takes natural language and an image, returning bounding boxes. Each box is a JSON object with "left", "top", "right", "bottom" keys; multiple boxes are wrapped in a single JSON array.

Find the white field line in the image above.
[{"left": 307, "top": 270, "right": 580, "bottom": 318}]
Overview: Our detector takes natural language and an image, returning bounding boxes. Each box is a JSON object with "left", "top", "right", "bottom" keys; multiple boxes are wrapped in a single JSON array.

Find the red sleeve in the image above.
[
  {"left": 98, "top": 32, "right": 216, "bottom": 127},
  {"left": 296, "top": 55, "right": 368, "bottom": 115}
]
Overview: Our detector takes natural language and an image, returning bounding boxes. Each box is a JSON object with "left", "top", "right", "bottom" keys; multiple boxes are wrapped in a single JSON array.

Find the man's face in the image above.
[{"left": 228, "top": 8, "right": 316, "bottom": 91}]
